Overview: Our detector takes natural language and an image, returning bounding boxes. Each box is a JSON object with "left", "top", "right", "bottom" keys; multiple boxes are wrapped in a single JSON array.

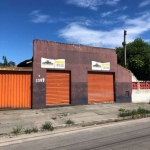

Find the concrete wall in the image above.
[
  {"left": 116, "top": 65, "right": 132, "bottom": 102},
  {"left": 32, "top": 40, "right": 132, "bottom": 108},
  {"left": 132, "top": 74, "right": 150, "bottom": 103}
]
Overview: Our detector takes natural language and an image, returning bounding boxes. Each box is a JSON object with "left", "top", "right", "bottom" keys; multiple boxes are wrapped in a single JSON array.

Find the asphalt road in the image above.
[{"left": 1, "top": 118, "right": 150, "bottom": 150}]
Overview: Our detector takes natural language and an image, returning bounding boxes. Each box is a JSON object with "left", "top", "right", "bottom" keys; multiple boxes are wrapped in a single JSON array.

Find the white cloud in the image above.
[
  {"left": 100, "top": 6, "right": 128, "bottom": 18},
  {"left": 122, "top": 6, "right": 128, "bottom": 10},
  {"left": 100, "top": 20, "right": 115, "bottom": 25},
  {"left": 66, "top": 0, "right": 120, "bottom": 10},
  {"left": 101, "top": 11, "right": 113, "bottom": 17},
  {"left": 59, "top": 16, "right": 94, "bottom": 27},
  {"left": 58, "top": 12, "right": 150, "bottom": 48},
  {"left": 59, "top": 23, "right": 125, "bottom": 48},
  {"left": 105, "top": 0, "right": 120, "bottom": 5},
  {"left": 139, "top": 0, "right": 150, "bottom": 7},
  {"left": 29, "top": 10, "right": 55, "bottom": 23},
  {"left": 101, "top": 9, "right": 118, "bottom": 17},
  {"left": 71, "top": 17, "right": 93, "bottom": 26},
  {"left": 117, "top": 15, "right": 128, "bottom": 20}
]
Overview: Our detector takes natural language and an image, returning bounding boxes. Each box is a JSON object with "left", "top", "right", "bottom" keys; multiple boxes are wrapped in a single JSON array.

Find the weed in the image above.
[
  {"left": 12, "top": 125, "right": 22, "bottom": 135},
  {"left": 119, "top": 107, "right": 150, "bottom": 118},
  {"left": 31, "top": 126, "right": 38, "bottom": 133},
  {"left": 119, "top": 108, "right": 125, "bottom": 112},
  {"left": 52, "top": 117, "right": 57, "bottom": 120},
  {"left": 42, "top": 122, "right": 54, "bottom": 131},
  {"left": 137, "top": 107, "right": 150, "bottom": 115},
  {"left": 114, "top": 119, "right": 118, "bottom": 122},
  {"left": 24, "top": 128, "right": 32, "bottom": 134},
  {"left": 24, "top": 126, "right": 38, "bottom": 134},
  {"left": 65, "top": 119, "right": 74, "bottom": 125}
]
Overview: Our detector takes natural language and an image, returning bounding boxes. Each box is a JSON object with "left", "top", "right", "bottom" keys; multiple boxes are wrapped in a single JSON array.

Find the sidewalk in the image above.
[{"left": 0, "top": 103, "right": 150, "bottom": 135}]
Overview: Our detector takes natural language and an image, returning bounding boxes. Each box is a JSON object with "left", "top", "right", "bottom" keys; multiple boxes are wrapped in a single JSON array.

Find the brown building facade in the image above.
[{"left": 32, "top": 40, "right": 132, "bottom": 109}]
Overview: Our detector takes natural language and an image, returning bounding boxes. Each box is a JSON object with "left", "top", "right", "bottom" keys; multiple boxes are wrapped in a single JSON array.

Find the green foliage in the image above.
[
  {"left": 31, "top": 126, "right": 38, "bottom": 133},
  {"left": 42, "top": 122, "right": 54, "bottom": 131},
  {"left": 24, "top": 126, "right": 38, "bottom": 134},
  {"left": 119, "top": 107, "right": 150, "bottom": 118},
  {"left": 118, "top": 108, "right": 125, "bottom": 112},
  {"left": 24, "top": 128, "right": 32, "bottom": 134},
  {"left": 116, "top": 38, "right": 150, "bottom": 80},
  {"left": 65, "top": 119, "right": 74, "bottom": 125},
  {"left": 51, "top": 117, "right": 57, "bottom": 120},
  {"left": 0, "top": 56, "right": 16, "bottom": 67},
  {"left": 137, "top": 107, "right": 150, "bottom": 114},
  {"left": 12, "top": 125, "right": 22, "bottom": 135}
]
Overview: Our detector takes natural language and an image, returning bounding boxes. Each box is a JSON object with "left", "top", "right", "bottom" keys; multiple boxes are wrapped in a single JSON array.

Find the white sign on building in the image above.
[
  {"left": 41, "top": 58, "right": 65, "bottom": 69},
  {"left": 92, "top": 61, "right": 110, "bottom": 71}
]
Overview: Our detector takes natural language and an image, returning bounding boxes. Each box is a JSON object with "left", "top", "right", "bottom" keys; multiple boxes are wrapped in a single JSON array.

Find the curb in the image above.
[
  {"left": 54, "top": 114, "right": 150, "bottom": 129},
  {"left": 0, "top": 115, "right": 150, "bottom": 138}
]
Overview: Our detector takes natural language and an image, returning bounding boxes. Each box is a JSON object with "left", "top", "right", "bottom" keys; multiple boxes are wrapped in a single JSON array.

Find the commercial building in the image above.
[
  {"left": 32, "top": 40, "right": 131, "bottom": 109},
  {"left": 0, "top": 39, "right": 132, "bottom": 109}
]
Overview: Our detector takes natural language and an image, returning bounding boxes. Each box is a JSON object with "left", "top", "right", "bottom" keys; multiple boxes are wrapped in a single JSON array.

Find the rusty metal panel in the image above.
[
  {"left": 88, "top": 73, "right": 114, "bottom": 103},
  {"left": 0, "top": 71, "right": 31, "bottom": 108},
  {"left": 46, "top": 71, "right": 70, "bottom": 105}
]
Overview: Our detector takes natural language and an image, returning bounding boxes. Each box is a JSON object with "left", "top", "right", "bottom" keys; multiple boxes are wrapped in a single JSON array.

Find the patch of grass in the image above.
[
  {"left": 114, "top": 119, "right": 118, "bottom": 122},
  {"left": 118, "top": 108, "right": 125, "bottom": 112},
  {"left": 52, "top": 117, "right": 57, "bottom": 120},
  {"left": 65, "top": 119, "right": 74, "bottom": 125},
  {"left": 24, "top": 126, "right": 38, "bottom": 134},
  {"left": 31, "top": 126, "right": 38, "bottom": 133},
  {"left": 42, "top": 122, "right": 54, "bottom": 131},
  {"left": 12, "top": 125, "right": 22, "bottom": 135},
  {"left": 119, "top": 107, "right": 150, "bottom": 118},
  {"left": 137, "top": 107, "right": 150, "bottom": 115},
  {"left": 0, "top": 133, "right": 6, "bottom": 136},
  {"left": 24, "top": 128, "right": 32, "bottom": 134}
]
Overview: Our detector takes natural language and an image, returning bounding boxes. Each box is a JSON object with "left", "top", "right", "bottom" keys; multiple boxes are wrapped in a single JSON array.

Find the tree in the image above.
[
  {"left": 116, "top": 38, "right": 150, "bottom": 81},
  {"left": 0, "top": 56, "right": 16, "bottom": 67}
]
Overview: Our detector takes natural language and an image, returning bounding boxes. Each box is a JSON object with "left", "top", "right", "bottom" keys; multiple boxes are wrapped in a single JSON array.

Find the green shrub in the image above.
[
  {"left": 65, "top": 119, "right": 74, "bottom": 125},
  {"left": 119, "top": 108, "right": 125, "bottom": 112},
  {"left": 52, "top": 117, "right": 57, "bottom": 120},
  {"left": 137, "top": 107, "right": 150, "bottom": 115},
  {"left": 12, "top": 125, "right": 22, "bottom": 135},
  {"left": 119, "top": 107, "right": 150, "bottom": 118},
  {"left": 24, "top": 128, "right": 32, "bottom": 134},
  {"left": 42, "top": 122, "right": 54, "bottom": 131},
  {"left": 24, "top": 126, "right": 38, "bottom": 134},
  {"left": 31, "top": 126, "right": 38, "bottom": 133}
]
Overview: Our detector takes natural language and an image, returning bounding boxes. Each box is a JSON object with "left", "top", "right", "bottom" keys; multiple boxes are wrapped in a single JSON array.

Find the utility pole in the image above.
[{"left": 122, "top": 30, "right": 127, "bottom": 67}]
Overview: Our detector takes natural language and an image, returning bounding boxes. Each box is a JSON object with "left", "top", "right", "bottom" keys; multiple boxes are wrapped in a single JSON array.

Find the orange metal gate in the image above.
[
  {"left": 0, "top": 71, "right": 31, "bottom": 108},
  {"left": 88, "top": 73, "right": 114, "bottom": 103},
  {"left": 46, "top": 71, "right": 70, "bottom": 106}
]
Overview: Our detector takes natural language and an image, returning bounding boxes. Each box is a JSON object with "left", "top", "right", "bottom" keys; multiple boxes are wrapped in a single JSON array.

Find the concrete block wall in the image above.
[{"left": 132, "top": 73, "right": 150, "bottom": 103}]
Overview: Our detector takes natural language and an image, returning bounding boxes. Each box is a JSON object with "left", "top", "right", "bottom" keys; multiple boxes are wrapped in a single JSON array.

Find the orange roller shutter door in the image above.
[
  {"left": 46, "top": 71, "right": 70, "bottom": 105},
  {"left": 88, "top": 73, "right": 114, "bottom": 103},
  {"left": 0, "top": 71, "right": 31, "bottom": 108}
]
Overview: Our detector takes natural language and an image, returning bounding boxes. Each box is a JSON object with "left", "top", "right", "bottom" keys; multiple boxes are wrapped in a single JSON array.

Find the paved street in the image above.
[{"left": 1, "top": 118, "right": 150, "bottom": 150}]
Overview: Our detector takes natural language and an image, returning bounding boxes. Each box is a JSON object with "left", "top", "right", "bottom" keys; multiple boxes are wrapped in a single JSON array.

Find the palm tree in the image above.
[{"left": 0, "top": 56, "right": 16, "bottom": 67}]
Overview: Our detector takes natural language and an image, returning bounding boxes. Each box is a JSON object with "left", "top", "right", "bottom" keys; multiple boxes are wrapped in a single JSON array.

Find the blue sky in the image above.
[{"left": 1, "top": 0, "right": 150, "bottom": 65}]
